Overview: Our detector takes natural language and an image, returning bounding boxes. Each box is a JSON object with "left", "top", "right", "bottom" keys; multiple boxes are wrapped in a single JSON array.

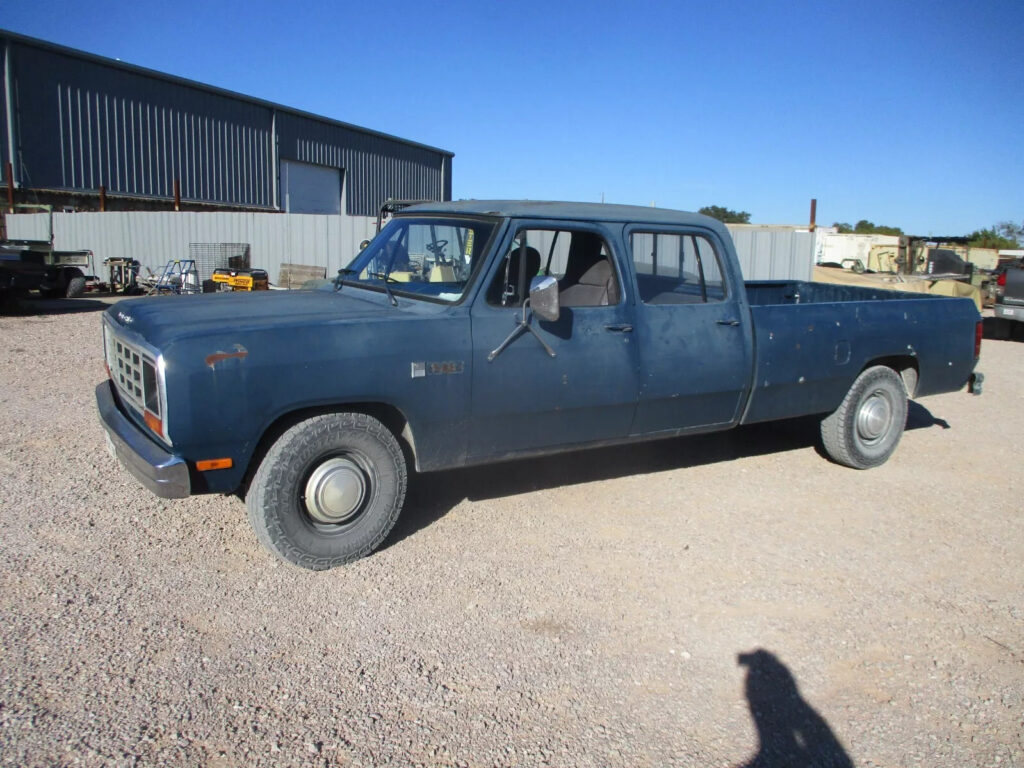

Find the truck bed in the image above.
[
  {"left": 745, "top": 280, "right": 962, "bottom": 306},
  {"left": 740, "top": 280, "right": 980, "bottom": 424}
]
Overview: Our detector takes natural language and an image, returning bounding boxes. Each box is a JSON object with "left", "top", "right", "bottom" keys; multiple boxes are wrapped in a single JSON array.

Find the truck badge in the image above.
[{"left": 411, "top": 361, "right": 464, "bottom": 378}]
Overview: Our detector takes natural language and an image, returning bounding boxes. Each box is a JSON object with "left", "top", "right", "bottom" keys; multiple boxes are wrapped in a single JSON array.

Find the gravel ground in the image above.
[{"left": 1, "top": 297, "right": 1021, "bottom": 768}]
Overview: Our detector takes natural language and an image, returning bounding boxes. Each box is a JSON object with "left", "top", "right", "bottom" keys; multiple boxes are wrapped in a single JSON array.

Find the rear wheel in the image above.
[
  {"left": 246, "top": 412, "right": 407, "bottom": 570},
  {"left": 820, "top": 365, "right": 908, "bottom": 469},
  {"left": 63, "top": 268, "right": 86, "bottom": 298}
]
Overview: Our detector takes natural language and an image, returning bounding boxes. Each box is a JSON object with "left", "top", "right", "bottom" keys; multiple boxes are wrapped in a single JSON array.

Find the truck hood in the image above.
[{"left": 107, "top": 288, "right": 422, "bottom": 348}]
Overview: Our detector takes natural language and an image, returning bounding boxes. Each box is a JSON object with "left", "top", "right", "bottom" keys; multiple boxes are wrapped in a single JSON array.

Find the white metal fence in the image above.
[
  {"left": 5, "top": 212, "right": 378, "bottom": 285},
  {"left": 725, "top": 225, "right": 814, "bottom": 282},
  {"left": 5, "top": 213, "right": 815, "bottom": 285}
]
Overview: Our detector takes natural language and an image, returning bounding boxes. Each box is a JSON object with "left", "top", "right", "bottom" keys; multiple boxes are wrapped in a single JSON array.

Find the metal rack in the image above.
[
  {"left": 149, "top": 259, "right": 200, "bottom": 294},
  {"left": 188, "top": 243, "right": 251, "bottom": 280}
]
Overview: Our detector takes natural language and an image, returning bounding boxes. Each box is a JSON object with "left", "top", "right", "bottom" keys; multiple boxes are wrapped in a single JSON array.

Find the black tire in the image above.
[
  {"left": 64, "top": 268, "right": 87, "bottom": 298},
  {"left": 245, "top": 412, "right": 407, "bottom": 570},
  {"left": 820, "top": 365, "right": 908, "bottom": 469}
]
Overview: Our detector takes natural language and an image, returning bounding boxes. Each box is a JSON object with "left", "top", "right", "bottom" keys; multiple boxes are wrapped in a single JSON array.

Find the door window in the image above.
[
  {"left": 488, "top": 228, "right": 621, "bottom": 307},
  {"left": 630, "top": 232, "right": 727, "bottom": 304}
]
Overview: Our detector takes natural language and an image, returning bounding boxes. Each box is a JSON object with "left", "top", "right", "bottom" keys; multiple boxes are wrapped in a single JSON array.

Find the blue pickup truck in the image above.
[{"left": 97, "top": 201, "right": 984, "bottom": 570}]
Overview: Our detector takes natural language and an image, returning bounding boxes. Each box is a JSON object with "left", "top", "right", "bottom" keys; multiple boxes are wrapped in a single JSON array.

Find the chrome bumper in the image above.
[{"left": 95, "top": 381, "right": 190, "bottom": 498}]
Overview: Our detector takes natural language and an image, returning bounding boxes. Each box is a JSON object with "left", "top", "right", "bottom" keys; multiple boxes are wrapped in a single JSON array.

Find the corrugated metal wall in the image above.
[
  {"left": 725, "top": 225, "right": 814, "bottom": 281},
  {"left": 279, "top": 113, "right": 448, "bottom": 216},
  {"left": 12, "top": 41, "right": 276, "bottom": 207},
  {"left": 6, "top": 213, "right": 817, "bottom": 286},
  {"left": 5, "top": 212, "right": 377, "bottom": 284},
  {"left": 1, "top": 42, "right": 10, "bottom": 184},
  {"left": 2, "top": 31, "right": 452, "bottom": 216}
]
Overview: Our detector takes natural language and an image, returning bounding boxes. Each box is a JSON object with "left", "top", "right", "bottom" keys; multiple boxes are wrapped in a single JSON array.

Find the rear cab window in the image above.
[{"left": 630, "top": 231, "right": 728, "bottom": 304}]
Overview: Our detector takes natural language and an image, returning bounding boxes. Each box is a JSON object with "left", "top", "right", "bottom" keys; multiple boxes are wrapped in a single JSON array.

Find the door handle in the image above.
[
  {"left": 605, "top": 324, "right": 633, "bottom": 333},
  {"left": 716, "top": 319, "right": 741, "bottom": 327}
]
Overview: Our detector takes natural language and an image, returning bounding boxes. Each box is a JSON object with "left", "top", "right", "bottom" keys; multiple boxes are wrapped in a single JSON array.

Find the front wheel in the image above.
[
  {"left": 246, "top": 412, "right": 407, "bottom": 570},
  {"left": 820, "top": 366, "right": 908, "bottom": 469}
]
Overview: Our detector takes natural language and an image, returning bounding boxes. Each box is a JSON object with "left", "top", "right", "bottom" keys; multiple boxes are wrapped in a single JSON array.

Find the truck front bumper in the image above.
[{"left": 95, "top": 381, "right": 191, "bottom": 498}]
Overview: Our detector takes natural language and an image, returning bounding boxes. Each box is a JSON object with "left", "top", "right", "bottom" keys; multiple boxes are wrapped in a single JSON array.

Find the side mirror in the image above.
[
  {"left": 359, "top": 239, "right": 371, "bottom": 251},
  {"left": 488, "top": 276, "right": 559, "bottom": 362},
  {"left": 529, "top": 275, "right": 560, "bottom": 322}
]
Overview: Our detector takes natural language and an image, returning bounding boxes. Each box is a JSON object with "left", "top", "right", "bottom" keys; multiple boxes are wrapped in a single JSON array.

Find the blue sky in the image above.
[{"left": 4, "top": 0, "right": 1022, "bottom": 235}]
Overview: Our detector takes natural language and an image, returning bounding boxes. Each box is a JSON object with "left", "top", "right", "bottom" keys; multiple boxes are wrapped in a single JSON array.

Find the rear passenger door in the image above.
[
  {"left": 468, "top": 221, "right": 640, "bottom": 460},
  {"left": 626, "top": 226, "right": 754, "bottom": 434}
]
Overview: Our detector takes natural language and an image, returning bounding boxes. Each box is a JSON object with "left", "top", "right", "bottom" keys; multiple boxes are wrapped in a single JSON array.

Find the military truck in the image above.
[
  {"left": 0, "top": 205, "right": 91, "bottom": 299},
  {"left": 0, "top": 239, "right": 91, "bottom": 298}
]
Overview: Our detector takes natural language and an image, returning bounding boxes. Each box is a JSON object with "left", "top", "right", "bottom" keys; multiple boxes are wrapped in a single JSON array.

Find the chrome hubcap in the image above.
[
  {"left": 857, "top": 392, "right": 892, "bottom": 443},
  {"left": 304, "top": 457, "right": 367, "bottom": 524}
]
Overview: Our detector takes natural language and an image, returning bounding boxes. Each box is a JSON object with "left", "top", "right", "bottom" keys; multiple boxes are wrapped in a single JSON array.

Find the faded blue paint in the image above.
[{"left": 98, "top": 201, "right": 982, "bottom": 496}]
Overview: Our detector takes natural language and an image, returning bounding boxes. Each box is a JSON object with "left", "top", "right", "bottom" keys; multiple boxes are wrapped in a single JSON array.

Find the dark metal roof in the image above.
[
  {"left": 404, "top": 200, "right": 726, "bottom": 229},
  {"left": 0, "top": 28, "right": 453, "bottom": 159},
  {"left": 907, "top": 235, "right": 972, "bottom": 244}
]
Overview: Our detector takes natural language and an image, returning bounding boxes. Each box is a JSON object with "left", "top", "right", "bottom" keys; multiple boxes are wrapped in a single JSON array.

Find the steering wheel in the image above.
[{"left": 425, "top": 240, "right": 449, "bottom": 256}]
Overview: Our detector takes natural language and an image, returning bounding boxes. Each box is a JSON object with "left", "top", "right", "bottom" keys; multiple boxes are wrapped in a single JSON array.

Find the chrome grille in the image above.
[{"left": 109, "top": 336, "right": 157, "bottom": 417}]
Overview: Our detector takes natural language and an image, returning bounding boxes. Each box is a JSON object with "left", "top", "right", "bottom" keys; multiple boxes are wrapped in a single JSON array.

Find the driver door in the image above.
[{"left": 468, "top": 221, "right": 640, "bottom": 461}]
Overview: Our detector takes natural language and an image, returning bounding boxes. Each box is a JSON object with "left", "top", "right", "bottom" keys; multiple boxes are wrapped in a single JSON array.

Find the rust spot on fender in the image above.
[{"left": 205, "top": 344, "right": 248, "bottom": 369}]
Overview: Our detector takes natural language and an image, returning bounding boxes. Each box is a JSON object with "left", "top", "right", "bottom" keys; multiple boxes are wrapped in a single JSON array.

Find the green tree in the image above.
[
  {"left": 995, "top": 220, "right": 1024, "bottom": 246},
  {"left": 967, "top": 226, "right": 1019, "bottom": 250},
  {"left": 831, "top": 220, "right": 902, "bottom": 235},
  {"left": 853, "top": 220, "right": 903, "bottom": 236},
  {"left": 699, "top": 205, "right": 751, "bottom": 224}
]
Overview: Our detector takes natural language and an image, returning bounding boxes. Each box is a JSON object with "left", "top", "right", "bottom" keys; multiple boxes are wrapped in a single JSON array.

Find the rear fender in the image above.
[{"left": 861, "top": 356, "right": 919, "bottom": 397}]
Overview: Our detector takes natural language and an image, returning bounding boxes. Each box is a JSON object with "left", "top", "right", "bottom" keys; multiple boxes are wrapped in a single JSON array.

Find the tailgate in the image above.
[{"left": 1002, "top": 269, "right": 1024, "bottom": 305}]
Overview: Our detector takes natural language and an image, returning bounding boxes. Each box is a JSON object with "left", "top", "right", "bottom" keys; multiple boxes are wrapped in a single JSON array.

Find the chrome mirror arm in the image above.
[{"left": 487, "top": 297, "right": 556, "bottom": 362}]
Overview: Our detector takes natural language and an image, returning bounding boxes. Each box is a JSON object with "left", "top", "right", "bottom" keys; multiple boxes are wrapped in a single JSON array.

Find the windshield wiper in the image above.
[{"left": 366, "top": 271, "right": 400, "bottom": 307}]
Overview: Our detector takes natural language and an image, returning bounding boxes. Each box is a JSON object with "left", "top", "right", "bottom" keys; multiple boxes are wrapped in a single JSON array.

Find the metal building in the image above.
[{"left": 1, "top": 29, "right": 452, "bottom": 216}]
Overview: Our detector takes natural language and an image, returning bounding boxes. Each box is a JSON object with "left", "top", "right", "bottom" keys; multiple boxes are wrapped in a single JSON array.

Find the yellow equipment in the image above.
[{"left": 211, "top": 268, "right": 269, "bottom": 292}]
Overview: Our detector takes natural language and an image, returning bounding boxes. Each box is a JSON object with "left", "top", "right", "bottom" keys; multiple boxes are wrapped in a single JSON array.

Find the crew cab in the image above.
[{"left": 96, "top": 201, "right": 984, "bottom": 570}]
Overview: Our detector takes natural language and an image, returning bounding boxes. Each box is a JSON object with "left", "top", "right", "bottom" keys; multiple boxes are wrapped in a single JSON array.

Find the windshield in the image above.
[{"left": 341, "top": 216, "right": 498, "bottom": 304}]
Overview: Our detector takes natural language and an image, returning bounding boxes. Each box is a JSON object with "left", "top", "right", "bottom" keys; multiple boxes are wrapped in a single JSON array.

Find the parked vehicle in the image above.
[
  {"left": 96, "top": 201, "right": 984, "bottom": 570},
  {"left": 0, "top": 238, "right": 91, "bottom": 298},
  {"left": 0, "top": 205, "right": 96, "bottom": 300},
  {"left": 993, "top": 262, "right": 1024, "bottom": 332}
]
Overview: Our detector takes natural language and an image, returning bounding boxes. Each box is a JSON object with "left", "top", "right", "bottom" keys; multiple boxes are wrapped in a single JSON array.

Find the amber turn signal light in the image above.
[
  {"left": 143, "top": 410, "right": 163, "bottom": 436},
  {"left": 196, "top": 458, "right": 233, "bottom": 472}
]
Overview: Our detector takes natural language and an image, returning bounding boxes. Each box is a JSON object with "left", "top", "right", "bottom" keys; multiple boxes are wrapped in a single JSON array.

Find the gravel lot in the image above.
[{"left": 1, "top": 297, "right": 1021, "bottom": 767}]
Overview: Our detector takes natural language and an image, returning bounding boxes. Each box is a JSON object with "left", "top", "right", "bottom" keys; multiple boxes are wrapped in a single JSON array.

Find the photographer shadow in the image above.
[{"left": 735, "top": 649, "right": 853, "bottom": 768}]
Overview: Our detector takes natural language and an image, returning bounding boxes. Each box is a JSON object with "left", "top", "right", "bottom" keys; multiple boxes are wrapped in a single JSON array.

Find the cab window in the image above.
[
  {"left": 487, "top": 228, "right": 621, "bottom": 308},
  {"left": 342, "top": 217, "right": 495, "bottom": 304},
  {"left": 631, "top": 232, "right": 727, "bottom": 304}
]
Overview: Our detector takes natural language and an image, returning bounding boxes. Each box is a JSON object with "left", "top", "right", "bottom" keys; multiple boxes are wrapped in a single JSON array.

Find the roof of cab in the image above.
[{"left": 401, "top": 200, "right": 727, "bottom": 231}]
